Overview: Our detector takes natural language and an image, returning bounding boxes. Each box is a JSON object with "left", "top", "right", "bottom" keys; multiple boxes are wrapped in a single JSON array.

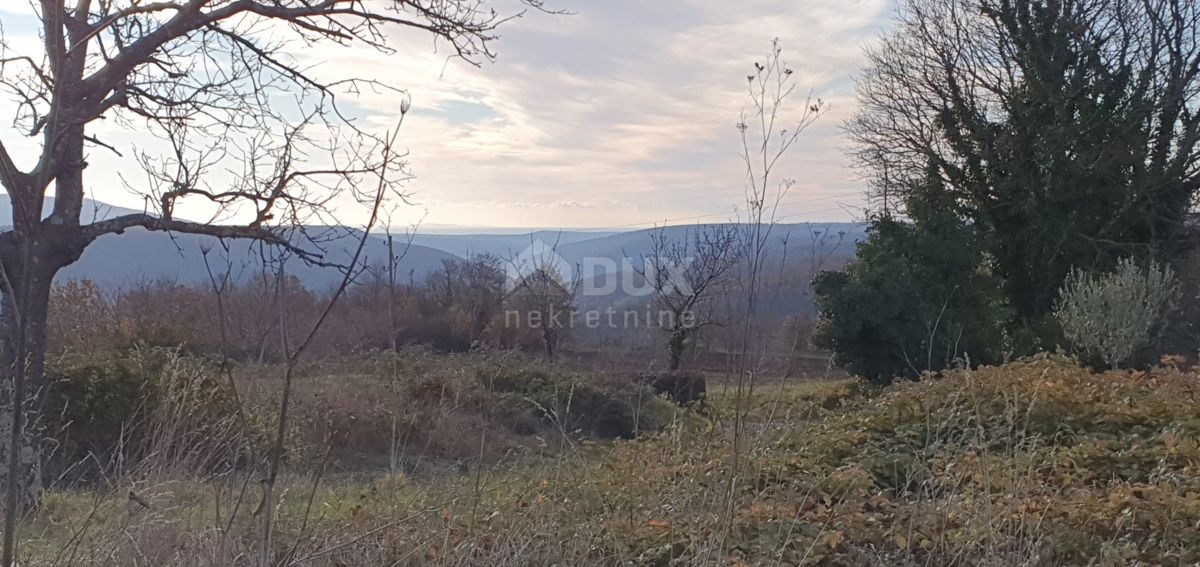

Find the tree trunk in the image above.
[
  {"left": 668, "top": 329, "right": 688, "bottom": 372},
  {"left": 0, "top": 271, "right": 51, "bottom": 515},
  {"left": 0, "top": 225, "right": 85, "bottom": 512},
  {"left": 542, "top": 326, "right": 558, "bottom": 360}
]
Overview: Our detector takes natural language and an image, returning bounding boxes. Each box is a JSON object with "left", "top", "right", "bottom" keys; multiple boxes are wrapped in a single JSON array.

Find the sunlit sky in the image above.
[{"left": 0, "top": 0, "right": 893, "bottom": 230}]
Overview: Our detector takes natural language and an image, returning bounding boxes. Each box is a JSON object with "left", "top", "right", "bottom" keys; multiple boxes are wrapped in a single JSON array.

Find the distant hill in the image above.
[
  {"left": 403, "top": 230, "right": 621, "bottom": 259},
  {"left": 0, "top": 196, "right": 867, "bottom": 292},
  {"left": 393, "top": 223, "right": 867, "bottom": 267},
  {"left": 0, "top": 196, "right": 454, "bottom": 289},
  {"left": 554, "top": 223, "right": 867, "bottom": 267},
  {"left": 563, "top": 223, "right": 866, "bottom": 321},
  {"left": 58, "top": 227, "right": 459, "bottom": 291},
  {"left": 0, "top": 195, "right": 146, "bottom": 224}
]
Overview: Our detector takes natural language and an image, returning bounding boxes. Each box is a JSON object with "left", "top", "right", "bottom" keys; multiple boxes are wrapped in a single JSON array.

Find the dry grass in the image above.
[{"left": 17, "top": 353, "right": 1200, "bottom": 565}]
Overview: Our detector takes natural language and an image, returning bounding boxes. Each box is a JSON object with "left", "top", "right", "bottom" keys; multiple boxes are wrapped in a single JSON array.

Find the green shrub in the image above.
[
  {"left": 813, "top": 211, "right": 1010, "bottom": 384},
  {"left": 1054, "top": 257, "right": 1176, "bottom": 368}
]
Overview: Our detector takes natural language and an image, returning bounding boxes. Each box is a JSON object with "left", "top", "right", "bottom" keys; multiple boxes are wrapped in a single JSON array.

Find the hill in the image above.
[
  {"left": 556, "top": 222, "right": 866, "bottom": 266},
  {"left": 58, "top": 227, "right": 460, "bottom": 291},
  {"left": 0, "top": 196, "right": 868, "bottom": 293},
  {"left": 405, "top": 230, "right": 622, "bottom": 259},
  {"left": 0, "top": 195, "right": 145, "bottom": 225}
]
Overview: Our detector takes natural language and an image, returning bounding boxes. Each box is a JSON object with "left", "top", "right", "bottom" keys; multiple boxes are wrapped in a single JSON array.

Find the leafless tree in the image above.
[
  {"left": 428, "top": 253, "right": 506, "bottom": 342},
  {"left": 508, "top": 265, "right": 575, "bottom": 359},
  {"left": 733, "top": 40, "right": 824, "bottom": 368},
  {"left": 374, "top": 226, "right": 418, "bottom": 352},
  {"left": 0, "top": 0, "right": 546, "bottom": 563},
  {"left": 255, "top": 124, "right": 399, "bottom": 567},
  {"left": 503, "top": 238, "right": 578, "bottom": 360},
  {"left": 635, "top": 224, "right": 740, "bottom": 371}
]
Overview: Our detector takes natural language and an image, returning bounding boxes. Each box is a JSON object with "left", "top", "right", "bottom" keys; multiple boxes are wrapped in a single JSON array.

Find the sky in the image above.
[{"left": 0, "top": 0, "right": 894, "bottom": 231}]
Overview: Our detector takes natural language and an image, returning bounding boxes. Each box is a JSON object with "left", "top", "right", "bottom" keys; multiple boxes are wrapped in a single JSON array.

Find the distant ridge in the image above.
[
  {"left": 0, "top": 195, "right": 146, "bottom": 225},
  {"left": 0, "top": 196, "right": 867, "bottom": 292}
]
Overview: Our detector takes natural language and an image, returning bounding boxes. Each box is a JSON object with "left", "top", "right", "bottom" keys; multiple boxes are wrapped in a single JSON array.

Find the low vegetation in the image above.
[
  {"left": 1054, "top": 258, "right": 1177, "bottom": 369},
  {"left": 0, "top": 1, "right": 1197, "bottom": 564},
  {"left": 42, "top": 348, "right": 678, "bottom": 481},
  {"left": 18, "top": 352, "right": 1200, "bottom": 565}
]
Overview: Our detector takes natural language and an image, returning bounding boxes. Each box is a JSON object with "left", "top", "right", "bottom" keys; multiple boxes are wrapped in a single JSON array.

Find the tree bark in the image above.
[
  {"left": 0, "top": 224, "right": 86, "bottom": 515},
  {"left": 543, "top": 328, "right": 556, "bottom": 360},
  {"left": 668, "top": 329, "right": 688, "bottom": 372}
]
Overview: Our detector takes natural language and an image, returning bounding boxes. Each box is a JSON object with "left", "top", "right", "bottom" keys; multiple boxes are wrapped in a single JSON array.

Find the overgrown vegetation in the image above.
[
  {"left": 2, "top": 0, "right": 1197, "bottom": 563},
  {"left": 45, "top": 255, "right": 552, "bottom": 361},
  {"left": 44, "top": 348, "right": 246, "bottom": 482},
  {"left": 40, "top": 349, "right": 674, "bottom": 483},
  {"left": 18, "top": 355, "right": 1200, "bottom": 565}
]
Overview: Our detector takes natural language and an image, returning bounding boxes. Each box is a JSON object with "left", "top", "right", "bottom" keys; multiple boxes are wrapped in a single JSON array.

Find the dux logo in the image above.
[{"left": 506, "top": 239, "right": 697, "bottom": 298}]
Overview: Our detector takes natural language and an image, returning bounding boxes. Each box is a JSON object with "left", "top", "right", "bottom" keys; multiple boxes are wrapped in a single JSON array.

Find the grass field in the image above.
[{"left": 19, "top": 351, "right": 1200, "bottom": 565}]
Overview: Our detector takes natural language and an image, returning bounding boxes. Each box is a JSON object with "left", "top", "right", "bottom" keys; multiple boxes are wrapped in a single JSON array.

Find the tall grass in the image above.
[{"left": 17, "top": 352, "right": 1199, "bottom": 565}]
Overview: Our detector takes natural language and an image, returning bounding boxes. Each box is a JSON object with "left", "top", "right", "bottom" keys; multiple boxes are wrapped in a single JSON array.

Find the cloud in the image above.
[
  {"left": 0, "top": 0, "right": 888, "bottom": 229},
  {"left": 337, "top": 0, "right": 888, "bottom": 228}
]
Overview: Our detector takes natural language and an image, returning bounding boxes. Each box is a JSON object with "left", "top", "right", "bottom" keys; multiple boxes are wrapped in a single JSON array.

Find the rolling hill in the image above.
[
  {"left": 58, "top": 227, "right": 460, "bottom": 291},
  {"left": 0, "top": 196, "right": 866, "bottom": 293}
]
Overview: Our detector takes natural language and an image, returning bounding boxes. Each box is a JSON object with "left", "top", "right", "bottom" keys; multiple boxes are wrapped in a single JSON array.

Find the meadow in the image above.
[{"left": 19, "top": 349, "right": 1199, "bottom": 566}]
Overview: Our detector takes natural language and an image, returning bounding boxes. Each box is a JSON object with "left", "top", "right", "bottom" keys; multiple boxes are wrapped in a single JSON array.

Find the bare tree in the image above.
[
  {"left": 635, "top": 224, "right": 740, "bottom": 371},
  {"left": 426, "top": 253, "right": 507, "bottom": 342},
  {"left": 260, "top": 131, "right": 396, "bottom": 565},
  {"left": 377, "top": 227, "right": 418, "bottom": 352},
  {"left": 502, "top": 238, "right": 578, "bottom": 360},
  {"left": 508, "top": 265, "right": 575, "bottom": 359},
  {"left": 0, "top": 0, "right": 544, "bottom": 562}
]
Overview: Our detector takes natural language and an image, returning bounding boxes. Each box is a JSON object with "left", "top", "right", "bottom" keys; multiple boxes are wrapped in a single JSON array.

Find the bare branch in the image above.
[{"left": 79, "top": 213, "right": 330, "bottom": 266}]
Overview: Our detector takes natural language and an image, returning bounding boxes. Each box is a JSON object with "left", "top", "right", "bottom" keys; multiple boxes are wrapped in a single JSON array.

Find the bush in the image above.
[
  {"left": 638, "top": 372, "right": 707, "bottom": 406},
  {"left": 1054, "top": 257, "right": 1176, "bottom": 368},
  {"left": 478, "top": 366, "right": 673, "bottom": 439},
  {"left": 44, "top": 348, "right": 245, "bottom": 481},
  {"left": 813, "top": 212, "right": 1010, "bottom": 384}
]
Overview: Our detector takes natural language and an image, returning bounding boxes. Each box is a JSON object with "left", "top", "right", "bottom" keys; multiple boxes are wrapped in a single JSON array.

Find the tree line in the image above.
[{"left": 45, "top": 254, "right": 566, "bottom": 360}]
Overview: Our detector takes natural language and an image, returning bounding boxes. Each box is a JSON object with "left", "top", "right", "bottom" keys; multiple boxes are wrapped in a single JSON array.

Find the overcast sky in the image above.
[{"left": 0, "top": 0, "right": 893, "bottom": 230}]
